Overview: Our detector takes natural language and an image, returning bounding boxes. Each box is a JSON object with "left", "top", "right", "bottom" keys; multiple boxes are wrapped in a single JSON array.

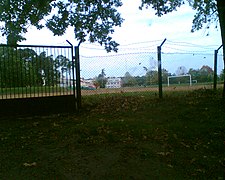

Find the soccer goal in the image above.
[{"left": 167, "top": 74, "right": 192, "bottom": 87}]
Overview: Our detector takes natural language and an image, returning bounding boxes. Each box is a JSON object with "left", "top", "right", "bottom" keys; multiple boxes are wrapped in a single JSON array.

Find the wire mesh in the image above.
[
  {"left": 161, "top": 52, "right": 224, "bottom": 91},
  {"left": 80, "top": 52, "right": 158, "bottom": 95},
  {"left": 80, "top": 50, "right": 224, "bottom": 95}
]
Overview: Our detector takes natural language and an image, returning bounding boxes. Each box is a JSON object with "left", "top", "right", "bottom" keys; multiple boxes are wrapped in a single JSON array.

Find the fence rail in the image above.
[{"left": 0, "top": 44, "right": 75, "bottom": 99}]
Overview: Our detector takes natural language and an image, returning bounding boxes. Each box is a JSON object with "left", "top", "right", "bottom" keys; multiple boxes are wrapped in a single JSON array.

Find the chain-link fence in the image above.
[
  {"left": 79, "top": 49, "right": 224, "bottom": 96},
  {"left": 161, "top": 52, "right": 224, "bottom": 91}
]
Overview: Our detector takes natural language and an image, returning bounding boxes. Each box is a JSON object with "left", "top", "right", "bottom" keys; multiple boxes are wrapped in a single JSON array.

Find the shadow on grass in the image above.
[{"left": 0, "top": 89, "right": 224, "bottom": 179}]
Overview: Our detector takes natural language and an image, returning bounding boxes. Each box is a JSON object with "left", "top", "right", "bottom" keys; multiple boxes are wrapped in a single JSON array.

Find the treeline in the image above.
[
  {"left": 122, "top": 65, "right": 223, "bottom": 87},
  {"left": 0, "top": 47, "right": 71, "bottom": 88},
  {"left": 95, "top": 65, "right": 223, "bottom": 88}
]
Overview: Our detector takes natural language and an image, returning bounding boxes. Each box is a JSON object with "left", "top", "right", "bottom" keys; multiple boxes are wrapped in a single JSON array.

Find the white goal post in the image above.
[{"left": 167, "top": 74, "right": 192, "bottom": 87}]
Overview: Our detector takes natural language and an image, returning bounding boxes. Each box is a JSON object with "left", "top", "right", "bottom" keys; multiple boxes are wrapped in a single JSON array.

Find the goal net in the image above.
[{"left": 167, "top": 74, "right": 192, "bottom": 86}]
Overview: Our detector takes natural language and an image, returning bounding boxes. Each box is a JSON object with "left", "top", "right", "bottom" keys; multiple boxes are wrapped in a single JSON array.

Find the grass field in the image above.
[
  {"left": 0, "top": 88, "right": 225, "bottom": 179},
  {"left": 81, "top": 84, "right": 218, "bottom": 96},
  {"left": 0, "top": 83, "right": 219, "bottom": 99},
  {"left": 0, "top": 86, "right": 72, "bottom": 99}
]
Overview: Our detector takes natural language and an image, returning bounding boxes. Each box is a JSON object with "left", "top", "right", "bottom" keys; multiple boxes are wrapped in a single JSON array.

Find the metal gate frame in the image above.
[{"left": 0, "top": 43, "right": 80, "bottom": 116}]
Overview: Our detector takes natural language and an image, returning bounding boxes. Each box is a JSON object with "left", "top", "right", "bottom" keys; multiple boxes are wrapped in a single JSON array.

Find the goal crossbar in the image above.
[{"left": 167, "top": 74, "right": 192, "bottom": 87}]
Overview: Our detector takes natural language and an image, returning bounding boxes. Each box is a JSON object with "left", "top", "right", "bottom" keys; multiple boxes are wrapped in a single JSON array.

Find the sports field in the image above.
[{"left": 81, "top": 84, "right": 216, "bottom": 95}]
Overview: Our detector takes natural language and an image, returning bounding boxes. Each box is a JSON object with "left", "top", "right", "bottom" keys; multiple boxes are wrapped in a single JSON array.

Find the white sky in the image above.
[
  {"left": 17, "top": 0, "right": 222, "bottom": 52},
  {"left": 0, "top": 0, "right": 223, "bottom": 77}
]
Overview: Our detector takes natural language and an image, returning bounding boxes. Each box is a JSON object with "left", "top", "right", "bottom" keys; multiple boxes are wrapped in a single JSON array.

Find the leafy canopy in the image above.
[
  {"left": 140, "top": 0, "right": 225, "bottom": 98},
  {"left": 0, "top": 0, "right": 123, "bottom": 52},
  {"left": 139, "top": 0, "right": 218, "bottom": 33},
  {"left": 0, "top": 0, "right": 53, "bottom": 45}
]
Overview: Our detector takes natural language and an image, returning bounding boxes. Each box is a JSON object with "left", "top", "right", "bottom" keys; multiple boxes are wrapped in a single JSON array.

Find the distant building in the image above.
[
  {"left": 81, "top": 78, "right": 96, "bottom": 89},
  {"left": 106, "top": 77, "right": 122, "bottom": 88},
  {"left": 59, "top": 77, "right": 97, "bottom": 90}
]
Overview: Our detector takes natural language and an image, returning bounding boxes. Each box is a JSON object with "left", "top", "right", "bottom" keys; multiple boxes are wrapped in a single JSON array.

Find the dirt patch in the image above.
[{"left": 81, "top": 84, "right": 215, "bottom": 96}]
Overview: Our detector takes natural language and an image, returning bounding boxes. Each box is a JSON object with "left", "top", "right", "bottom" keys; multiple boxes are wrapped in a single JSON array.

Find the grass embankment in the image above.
[{"left": 0, "top": 89, "right": 224, "bottom": 179}]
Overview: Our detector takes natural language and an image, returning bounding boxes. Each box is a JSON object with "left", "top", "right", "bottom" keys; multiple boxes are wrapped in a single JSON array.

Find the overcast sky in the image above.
[
  {"left": 17, "top": 0, "right": 222, "bottom": 52},
  {"left": 1, "top": 0, "right": 223, "bottom": 78}
]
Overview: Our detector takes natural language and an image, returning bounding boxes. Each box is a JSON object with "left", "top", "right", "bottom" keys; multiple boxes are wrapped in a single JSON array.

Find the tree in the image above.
[
  {"left": 0, "top": 47, "right": 40, "bottom": 87},
  {"left": 135, "top": 76, "right": 146, "bottom": 86},
  {"left": 0, "top": 0, "right": 53, "bottom": 45},
  {"left": 0, "top": 0, "right": 123, "bottom": 52},
  {"left": 122, "top": 72, "right": 137, "bottom": 87},
  {"left": 36, "top": 52, "right": 62, "bottom": 86},
  {"left": 145, "top": 69, "right": 169, "bottom": 85},
  {"left": 18, "top": 48, "right": 40, "bottom": 86},
  {"left": 95, "top": 69, "right": 107, "bottom": 88},
  {"left": 55, "top": 55, "right": 72, "bottom": 87},
  {"left": 188, "top": 65, "right": 214, "bottom": 83},
  {"left": 55, "top": 55, "right": 71, "bottom": 75},
  {"left": 162, "top": 68, "right": 170, "bottom": 84},
  {"left": 0, "top": 47, "right": 44, "bottom": 87},
  {"left": 188, "top": 68, "right": 199, "bottom": 81},
  {"left": 0, "top": 45, "right": 73, "bottom": 88},
  {"left": 140, "top": 0, "right": 225, "bottom": 97},
  {"left": 146, "top": 70, "right": 158, "bottom": 85},
  {"left": 199, "top": 65, "right": 214, "bottom": 82},
  {"left": 219, "top": 69, "right": 224, "bottom": 81}
]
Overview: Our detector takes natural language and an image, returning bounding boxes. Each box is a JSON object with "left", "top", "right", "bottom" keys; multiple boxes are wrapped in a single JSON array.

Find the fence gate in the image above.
[{"left": 0, "top": 44, "right": 78, "bottom": 116}]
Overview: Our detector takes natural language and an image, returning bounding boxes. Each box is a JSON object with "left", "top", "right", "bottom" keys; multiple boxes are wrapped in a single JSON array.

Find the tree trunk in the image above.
[{"left": 216, "top": 0, "right": 225, "bottom": 99}]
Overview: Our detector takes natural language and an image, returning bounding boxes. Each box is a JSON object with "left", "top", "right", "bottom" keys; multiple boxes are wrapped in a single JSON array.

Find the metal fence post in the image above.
[
  {"left": 214, "top": 49, "right": 218, "bottom": 90},
  {"left": 214, "top": 45, "right": 223, "bottom": 90},
  {"left": 158, "top": 46, "right": 163, "bottom": 98},
  {"left": 66, "top": 40, "right": 77, "bottom": 110},
  {"left": 158, "top": 38, "right": 167, "bottom": 99},
  {"left": 75, "top": 46, "right": 81, "bottom": 109}
]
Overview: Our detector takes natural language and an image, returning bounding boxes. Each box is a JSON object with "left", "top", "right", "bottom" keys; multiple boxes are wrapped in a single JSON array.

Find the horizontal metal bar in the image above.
[
  {"left": 217, "top": 44, "right": 223, "bottom": 51},
  {"left": 168, "top": 74, "right": 191, "bottom": 78},
  {"left": 0, "top": 44, "right": 72, "bottom": 49}
]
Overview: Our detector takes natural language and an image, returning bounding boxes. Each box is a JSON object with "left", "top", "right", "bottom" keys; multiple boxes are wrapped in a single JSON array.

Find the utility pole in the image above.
[
  {"left": 158, "top": 38, "right": 167, "bottom": 99},
  {"left": 214, "top": 44, "right": 223, "bottom": 90}
]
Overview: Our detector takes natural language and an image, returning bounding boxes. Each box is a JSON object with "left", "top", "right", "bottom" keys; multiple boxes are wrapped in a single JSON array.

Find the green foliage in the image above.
[
  {"left": 161, "top": 68, "right": 170, "bottom": 83},
  {"left": 0, "top": 0, "right": 123, "bottom": 52},
  {"left": 0, "top": 46, "right": 70, "bottom": 88},
  {"left": 135, "top": 76, "right": 146, "bottom": 86},
  {"left": 140, "top": 0, "right": 218, "bottom": 33},
  {"left": 219, "top": 69, "right": 224, "bottom": 81},
  {"left": 145, "top": 69, "right": 169, "bottom": 85},
  {"left": 95, "top": 69, "right": 107, "bottom": 88},
  {"left": 140, "top": 0, "right": 185, "bottom": 16},
  {"left": 188, "top": 65, "right": 214, "bottom": 83},
  {"left": 0, "top": 47, "right": 28, "bottom": 87},
  {"left": 122, "top": 72, "right": 138, "bottom": 87},
  {"left": 0, "top": 0, "right": 53, "bottom": 45},
  {"left": 190, "top": 0, "right": 218, "bottom": 33},
  {"left": 146, "top": 70, "right": 158, "bottom": 85}
]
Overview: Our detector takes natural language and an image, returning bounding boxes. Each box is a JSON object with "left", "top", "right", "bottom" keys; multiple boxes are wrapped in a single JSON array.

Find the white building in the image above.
[
  {"left": 106, "top": 77, "right": 122, "bottom": 88},
  {"left": 81, "top": 78, "right": 96, "bottom": 89}
]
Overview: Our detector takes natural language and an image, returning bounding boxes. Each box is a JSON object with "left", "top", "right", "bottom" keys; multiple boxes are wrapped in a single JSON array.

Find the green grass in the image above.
[
  {"left": 0, "top": 86, "right": 71, "bottom": 97},
  {"left": 0, "top": 89, "right": 225, "bottom": 179}
]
